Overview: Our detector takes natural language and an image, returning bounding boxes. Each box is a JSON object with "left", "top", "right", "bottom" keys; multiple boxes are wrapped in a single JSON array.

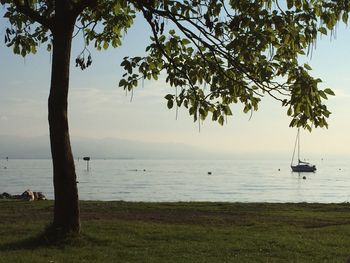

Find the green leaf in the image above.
[
  {"left": 183, "top": 100, "right": 188, "bottom": 108},
  {"left": 342, "top": 12, "right": 349, "bottom": 24},
  {"left": 31, "top": 45, "right": 37, "bottom": 54},
  {"left": 323, "top": 88, "right": 335, "bottom": 96},
  {"left": 218, "top": 115, "right": 224, "bottom": 125},
  {"left": 287, "top": 0, "right": 294, "bottom": 9},
  {"left": 189, "top": 107, "right": 196, "bottom": 115},
  {"left": 167, "top": 99, "right": 174, "bottom": 109},
  {"left": 199, "top": 108, "right": 207, "bottom": 120},
  {"left": 319, "top": 91, "right": 327, "bottom": 100},
  {"left": 305, "top": 106, "right": 311, "bottom": 118},
  {"left": 306, "top": 124, "right": 312, "bottom": 132},
  {"left": 304, "top": 63, "right": 312, "bottom": 70},
  {"left": 223, "top": 105, "right": 232, "bottom": 116},
  {"left": 294, "top": 0, "right": 301, "bottom": 9},
  {"left": 243, "top": 104, "right": 251, "bottom": 113},
  {"left": 13, "top": 44, "right": 20, "bottom": 54},
  {"left": 318, "top": 27, "right": 327, "bottom": 35},
  {"left": 289, "top": 119, "right": 297, "bottom": 127},
  {"left": 182, "top": 39, "right": 191, "bottom": 45},
  {"left": 118, "top": 79, "right": 127, "bottom": 87},
  {"left": 165, "top": 94, "right": 173, "bottom": 100},
  {"left": 21, "top": 48, "right": 26, "bottom": 57},
  {"left": 113, "top": 2, "right": 121, "bottom": 14},
  {"left": 212, "top": 111, "right": 218, "bottom": 121},
  {"left": 323, "top": 110, "right": 331, "bottom": 118}
]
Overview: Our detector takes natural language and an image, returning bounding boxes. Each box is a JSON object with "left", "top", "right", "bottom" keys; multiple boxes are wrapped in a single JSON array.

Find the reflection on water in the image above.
[{"left": 0, "top": 158, "right": 349, "bottom": 203}]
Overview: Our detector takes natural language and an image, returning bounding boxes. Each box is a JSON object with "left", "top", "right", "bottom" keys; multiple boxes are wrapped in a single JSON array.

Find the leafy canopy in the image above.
[{"left": 2, "top": 0, "right": 349, "bottom": 130}]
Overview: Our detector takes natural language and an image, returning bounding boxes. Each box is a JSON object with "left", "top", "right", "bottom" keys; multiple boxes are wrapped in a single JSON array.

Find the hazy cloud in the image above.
[{"left": 332, "top": 88, "right": 350, "bottom": 99}]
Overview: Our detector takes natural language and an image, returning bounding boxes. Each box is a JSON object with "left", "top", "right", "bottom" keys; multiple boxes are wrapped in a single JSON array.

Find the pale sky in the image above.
[{"left": 1, "top": 12, "right": 350, "bottom": 159}]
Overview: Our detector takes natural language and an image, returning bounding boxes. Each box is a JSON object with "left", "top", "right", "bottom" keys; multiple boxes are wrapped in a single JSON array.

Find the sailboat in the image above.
[{"left": 291, "top": 128, "right": 316, "bottom": 172}]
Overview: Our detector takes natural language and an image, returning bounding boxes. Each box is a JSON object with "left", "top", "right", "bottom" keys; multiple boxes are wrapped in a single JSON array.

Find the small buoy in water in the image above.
[
  {"left": 339, "top": 168, "right": 342, "bottom": 171},
  {"left": 3, "top": 166, "right": 7, "bottom": 169},
  {"left": 278, "top": 168, "right": 280, "bottom": 171},
  {"left": 302, "top": 176, "right": 306, "bottom": 180},
  {"left": 143, "top": 169, "right": 146, "bottom": 172},
  {"left": 208, "top": 172, "right": 212, "bottom": 175}
]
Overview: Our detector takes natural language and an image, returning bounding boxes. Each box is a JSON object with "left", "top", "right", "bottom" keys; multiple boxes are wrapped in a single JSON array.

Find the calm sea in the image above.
[{"left": 0, "top": 158, "right": 349, "bottom": 203}]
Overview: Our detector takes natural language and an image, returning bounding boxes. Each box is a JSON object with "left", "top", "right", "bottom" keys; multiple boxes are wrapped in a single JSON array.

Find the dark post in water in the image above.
[{"left": 83, "top": 157, "right": 90, "bottom": 171}]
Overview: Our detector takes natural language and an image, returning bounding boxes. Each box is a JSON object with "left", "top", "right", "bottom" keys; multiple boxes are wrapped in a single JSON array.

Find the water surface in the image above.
[{"left": 0, "top": 158, "right": 349, "bottom": 202}]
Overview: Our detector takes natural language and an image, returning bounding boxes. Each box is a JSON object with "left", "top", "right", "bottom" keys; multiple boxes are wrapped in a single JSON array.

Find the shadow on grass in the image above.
[{"left": 0, "top": 225, "right": 109, "bottom": 251}]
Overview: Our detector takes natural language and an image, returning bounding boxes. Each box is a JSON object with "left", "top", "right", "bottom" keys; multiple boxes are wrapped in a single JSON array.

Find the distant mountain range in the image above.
[
  {"left": 0, "top": 135, "right": 297, "bottom": 160},
  {"left": 0, "top": 135, "right": 217, "bottom": 159}
]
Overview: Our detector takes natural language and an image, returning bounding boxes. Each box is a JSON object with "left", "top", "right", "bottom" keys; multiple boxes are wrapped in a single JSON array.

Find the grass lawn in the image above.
[{"left": 0, "top": 200, "right": 350, "bottom": 262}]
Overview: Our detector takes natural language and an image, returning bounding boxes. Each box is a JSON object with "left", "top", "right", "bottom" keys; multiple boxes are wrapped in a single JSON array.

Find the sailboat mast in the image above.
[
  {"left": 298, "top": 128, "right": 300, "bottom": 164},
  {"left": 291, "top": 129, "right": 299, "bottom": 166}
]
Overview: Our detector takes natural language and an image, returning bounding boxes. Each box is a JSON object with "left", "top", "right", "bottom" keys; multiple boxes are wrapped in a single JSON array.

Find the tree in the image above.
[{"left": 1, "top": 0, "right": 346, "bottom": 234}]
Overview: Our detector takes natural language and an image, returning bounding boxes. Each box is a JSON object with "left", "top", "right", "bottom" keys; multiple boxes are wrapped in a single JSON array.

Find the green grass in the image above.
[{"left": 1, "top": 200, "right": 350, "bottom": 262}]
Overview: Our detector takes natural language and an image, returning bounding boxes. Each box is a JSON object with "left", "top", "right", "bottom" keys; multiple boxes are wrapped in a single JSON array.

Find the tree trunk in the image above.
[{"left": 48, "top": 16, "right": 80, "bottom": 233}]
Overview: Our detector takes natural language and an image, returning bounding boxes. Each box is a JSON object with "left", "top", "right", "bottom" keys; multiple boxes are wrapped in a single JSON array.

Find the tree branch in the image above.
[
  {"left": 13, "top": 0, "right": 53, "bottom": 29},
  {"left": 140, "top": 7, "right": 196, "bottom": 90},
  {"left": 72, "top": 0, "right": 98, "bottom": 17}
]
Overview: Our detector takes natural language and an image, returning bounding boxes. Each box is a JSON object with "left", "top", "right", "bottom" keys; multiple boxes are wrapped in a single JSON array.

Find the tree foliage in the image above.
[
  {"left": 2, "top": 1, "right": 349, "bottom": 131},
  {"left": 2, "top": 1, "right": 135, "bottom": 63},
  {"left": 120, "top": 0, "right": 350, "bottom": 131}
]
